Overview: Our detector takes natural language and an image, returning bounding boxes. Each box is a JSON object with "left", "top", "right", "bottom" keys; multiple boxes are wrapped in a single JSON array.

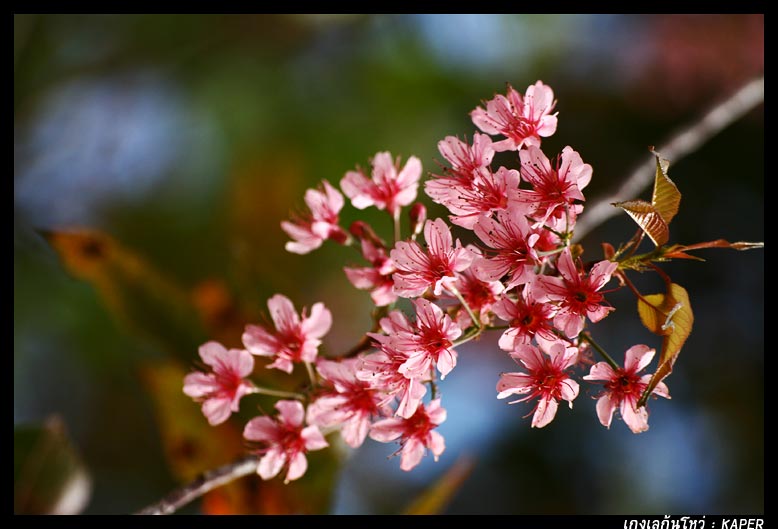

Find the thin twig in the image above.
[
  {"left": 136, "top": 455, "right": 260, "bottom": 515},
  {"left": 573, "top": 76, "right": 764, "bottom": 242}
]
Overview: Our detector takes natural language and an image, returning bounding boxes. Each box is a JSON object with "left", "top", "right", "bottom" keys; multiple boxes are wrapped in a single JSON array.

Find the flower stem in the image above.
[
  {"left": 304, "top": 361, "right": 317, "bottom": 387},
  {"left": 250, "top": 386, "right": 305, "bottom": 400},
  {"left": 393, "top": 209, "right": 401, "bottom": 243},
  {"left": 448, "top": 285, "right": 481, "bottom": 331},
  {"left": 579, "top": 332, "right": 620, "bottom": 371}
]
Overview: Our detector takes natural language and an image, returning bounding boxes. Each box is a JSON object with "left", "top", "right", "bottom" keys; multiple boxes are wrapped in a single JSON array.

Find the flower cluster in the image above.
[{"left": 183, "top": 81, "right": 676, "bottom": 484}]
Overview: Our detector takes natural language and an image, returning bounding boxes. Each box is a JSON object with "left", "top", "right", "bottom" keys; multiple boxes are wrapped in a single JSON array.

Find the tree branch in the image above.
[
  {"left": 573, "top": 76, "right": 764, "bottom": 242},
  {"left": 136, "top": 455, "right": 260, "bottom": 515}
]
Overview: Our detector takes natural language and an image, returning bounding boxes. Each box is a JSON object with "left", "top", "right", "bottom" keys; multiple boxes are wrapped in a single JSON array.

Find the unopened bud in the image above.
[{"left": 409, "top": 203, "right": 427, "bottom": 238}]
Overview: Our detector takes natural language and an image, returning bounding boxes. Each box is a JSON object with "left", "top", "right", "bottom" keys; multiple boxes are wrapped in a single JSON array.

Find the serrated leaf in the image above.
[
  {"left": 651, "top": 152, "right": 681, "bottom": 225},
  {"left": 612, "top": 200, "right": 670, "bottom": 247},
  {"left": 403, "top": 456, "right": 475, "bottom": 515},
  {"left": 14, "top": 417, "right": 91, "bottom": 514},
  {"left": 636, "top": 283, "right": 694, "bottom": 406}
]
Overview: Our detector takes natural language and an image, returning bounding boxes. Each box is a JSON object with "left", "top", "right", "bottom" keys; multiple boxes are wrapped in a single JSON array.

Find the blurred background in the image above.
[{"left": 13, "top": 14, "right": 763, "bottom": 514}]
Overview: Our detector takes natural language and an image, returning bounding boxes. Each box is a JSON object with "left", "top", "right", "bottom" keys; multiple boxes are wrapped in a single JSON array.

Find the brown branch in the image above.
[
  {"left": 136, "top": 455, "right": 260, "bottom": 515},
  {"left": 573, "top": 76, "right": 764, "bottom": 242}
]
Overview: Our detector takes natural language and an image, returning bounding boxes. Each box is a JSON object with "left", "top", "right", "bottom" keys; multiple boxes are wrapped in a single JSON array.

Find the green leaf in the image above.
[
  {"left": 403, "top": 456, "right": 475, "bottom": 515},
  {"left": 612, "top": 199, "right": 670, "bottom": 247},
  {"left": 636, "top": 283, "right": 694, "bottom": 406},
  {"left": 14, "top": 417, "right": 91, "bottom": 514}
]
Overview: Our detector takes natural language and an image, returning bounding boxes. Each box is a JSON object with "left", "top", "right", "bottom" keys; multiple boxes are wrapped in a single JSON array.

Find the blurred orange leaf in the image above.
[{"left": 403, "top": 455, "right": 475, "bottom": 515}]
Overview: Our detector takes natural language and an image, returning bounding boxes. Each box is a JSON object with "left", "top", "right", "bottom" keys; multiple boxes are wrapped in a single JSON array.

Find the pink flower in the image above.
[
  {"left": 436, "top": 133, "right": 495, "bottom": 181},
  {"left": 343, "top": 239, "right": 397, "bottom": 307},
  {"left": 183, "top": 341, "right": 256, "bottom": 426},
  {"left": 471, "top": 81, "right": 558, "bottom": 152},
  {"left": 391, "top": 298, "right": 463, "bottom": 380},
  {"left": 390, "top": 218, "right": 476, "bottom": 298},
  {"left": 357, "top": 347, "right": 428, "bottom": 419},
  {"left": 496, "top": 339, "right": 580, "bottom": 428},
  {"left": 340, "top": 151, "right": 422, "bottom": 217},
  {"left": 243, "top": 400, "right": 328, "bottom": 483},
  {"left": 533, "top": 248, "right": 618, "bottom": 338},
  {"left": 491, "top": 284, "right": 557, "bottom": 351},
  {"left": 451, "top": 267, "right": 504, "bottom": 329},
  {"left": 362, "top": 310, "right": 430, "bottom": 419},
  {"left": 426, "top": 166, "right": 521, "bottom": 229},
  {"left": 583, "top": 344, "right": 671, "bottom": 434},
  {"left": 281, "top": 180, "right": 347, "bottom": 255},
  {"left": 515, "top": 146, "right": 592, "bottom": 227},
  {"left": 307, "top": 358, "right": 390, "bottom": 448},
  {"left": 471, "top": 206, "right": 541, "bottom": 290},
  {"left": 369, "top": 399, "right": 447, "bottom": 471},
  {"left": 242, "top": 294, "right": 332, "bottom": 374}
]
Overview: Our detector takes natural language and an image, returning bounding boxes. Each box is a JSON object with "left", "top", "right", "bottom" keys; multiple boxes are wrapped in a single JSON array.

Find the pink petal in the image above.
[
  {"left": 285, "top": 451, "right": 309, "bottom": 482},
  {"left": 183, "top": 372, "right": 219, "bottom": 398},
  {"left": 426, "top": 400, "right": 447, "bottom": 425},
  {"left": 436, "top": 348, "right": 458, "bottom": 379},
  {"left": 202, "top": 397, "right": 232, "bottom": 426},
  {"left": 595, "top": 394, "right": 617, "bottom": 429},
  {"left": 223, "top": 348, "right": 255, "bottom": 378},
  {"left": 301, "top": 302, "right": 332, "bottom": 339},
  {"left": 242, "top": 324, "right": 280, "bottom": 357},
  {"left": 589, "top": 260, "right": 618, "bottom": 291},
  {"left": 621, "top": 399, "right": 650, "bottom": 434},
  {"left": 198, "top": 341, "right": 228, "bottom": 369},
  {"left": 369, "top": 418, "right": 405, "bottom": 442},
  {"left": 301, "top": 425, "right": 329, "bottom": 451},
  {"left": 395, "top": 378, "right": 427, "bottom": 419},
  {"left": 424, "top": 218, "right": 453, "bottom": 256},
  {"left": 341, "top": 413, "right": 371, "bottom": 448},
  {"left": 555, "top": 248, "right": 578, "bottom": 284},
  {"left": 267, "top": 294, "right": 300, "bottom": 334},
  {"left": 559, "top": 378, "right": 579, "bottom": 404},
  {"left": 531, "top": 397, "right": 559, "bottom": 428},
  {"left": 428, "top": 430, "right": 446, "bottom": 458},
  {"left": 652, "top": 380, "right": 671, "bottom": 399},
  {"left": 496, "top": 373, "right": 533, "bottom": 399},
  {"left": 322, "top": 180, "right": 345, "bottom": 212},
  {"left": 344, "top": 266, "right": 378, "bottom": 289},
  {"left": 340, "top": 171, "right": 374, "bottom": 210},
  {"left": 397, "top": 155, "right": 422, "bottom": 186},
  {"left": 624, "top": 344, "right": 655, "bottom": 374},
  {"left": 275, "top": 400, "right": 305, "bottom": 428},
  {"left": 583, "top": 361, "right": 616, "bottom": 382},
  {"left": 400, "top": 437, "right": 425, "bottom": 471},
  {"left": 258, "top": 447, "right": 286, "bottom": 480},
  {"left": 243, "top": 416, "right": 279, "bottom": 442}
]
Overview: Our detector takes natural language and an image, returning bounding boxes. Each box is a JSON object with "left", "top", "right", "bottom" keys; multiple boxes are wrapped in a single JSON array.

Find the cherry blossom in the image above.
[
  {"left": 515, "top": 145, "right": 592, "bottom": 227},
  {"left": 426, "top": 166, "right": 521, "bottom": 229},
  {"left": 471, "top": 81, "right": 558, "bottom": 152},
  {"left": 492, "top": 284, "right": 557, "bottom": 351},
  {"left": 307, "top": 358, "right": 389, "bottom": 448},
  {"left": 391, "top": 218, "right": 476, "bottom": 298},
  {"left": 242, "top": 294, "right": 332, "bottom": 374},
  {"left": 343, "top": 239, "right": 397, "bottom": 307},
  {"left": 281, "top": 180, "right": 347, "bottom": 255},
  {"left": 390, "top": 298, "right": 462, "bottom": 380},
  {"left": 583, "top": 344, "right": 671, "bottom": 433},
  {"left": 472, "top": 206, "right": 541, "bottom": 290},
  {"left": 451, "top": 267, "right": 504, "bottom": 329},
  {"left": 369, "top": 399, "right": 447, "bottom": 471},
  {"left": 183, "top": 341, "right": 256, "bottom": 426},
  {"left": 497, "top": 338, "right": 580, "bottom": 428},
  {"left": 340, "top": 151, "right": 422, "bottom": 216},
  {"left": 533, "top": 248, "right": 618, "bottom": 338},
  {"left": 243, "top": 400, "right": 328, "bottom": 483},
  {"left": 436, "top": 133, "right": 495, "bottom": 181}
]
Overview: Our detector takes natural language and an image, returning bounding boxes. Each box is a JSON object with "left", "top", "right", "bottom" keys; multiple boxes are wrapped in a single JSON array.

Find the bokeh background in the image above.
[{"left": 13, "top": 14, "right": 764, "bottom": 515}]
